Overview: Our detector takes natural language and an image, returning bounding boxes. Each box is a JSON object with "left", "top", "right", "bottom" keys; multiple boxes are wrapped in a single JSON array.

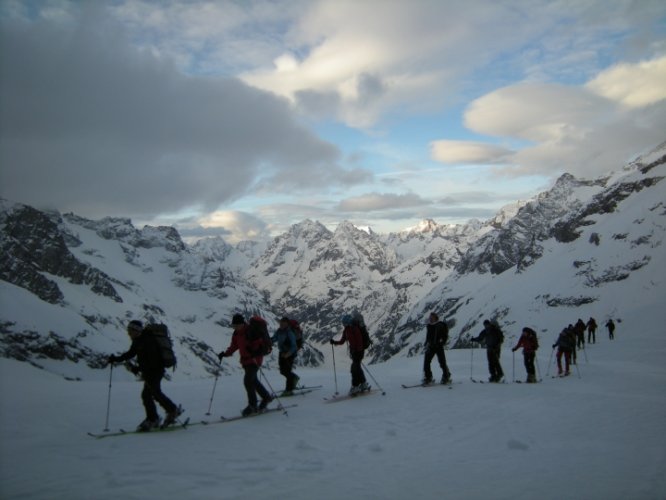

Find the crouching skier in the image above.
[{"left": 108, "top": 320, "right": 182, "bottom": 431}]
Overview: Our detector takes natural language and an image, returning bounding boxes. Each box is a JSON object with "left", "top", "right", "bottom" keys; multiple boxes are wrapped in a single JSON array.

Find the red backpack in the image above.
[{"left": 247, "top": 316, "right": 272, "bottom": 356}]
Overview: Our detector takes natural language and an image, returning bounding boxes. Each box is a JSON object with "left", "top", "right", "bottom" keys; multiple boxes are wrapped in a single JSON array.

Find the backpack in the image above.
[
  {"left": 525, "top": 328, "right": 539, "bottom": 350},
  {"left": 145, "top": 323, "right": 177, "bottom": 368},
  {"left": 288, "top": 319, "right": 304, "bottom": 350},
  {"left": 248, "top": 316, "right": 272, "bottom": 356},
  {"left": 352, "top": 312, "right": 372, "bottom": 350}
]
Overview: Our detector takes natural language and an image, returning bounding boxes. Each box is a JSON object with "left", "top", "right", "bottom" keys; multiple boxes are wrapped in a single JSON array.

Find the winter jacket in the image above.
[
  {"left": 472, "top": 323, "right": 503, "bottom": 349},
  {"left": 223, "top": 325, "right": 264, "bottom": 367},
  {"left": 554, "top": 329, "right": 575, "bottom": 352},
  {"left": 272, "top": 327, "right": 297, "bottom": 356},
  {"left": 332, "top": 324, "right": 364, "bottom": 353},
  {"left": 115, "top": 331, "right": 164, "bottom": 375},
  {"left": 513, "top": 330, "right": 538, "bottom": 354},
  {"left": 425, "top": 321, "right": 449, "bottom": 351}
]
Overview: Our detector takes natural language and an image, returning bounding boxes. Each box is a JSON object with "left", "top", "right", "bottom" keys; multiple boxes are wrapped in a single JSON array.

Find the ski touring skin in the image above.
[{"left": 279, "top": 385, "right": 323, "bottom": 397}]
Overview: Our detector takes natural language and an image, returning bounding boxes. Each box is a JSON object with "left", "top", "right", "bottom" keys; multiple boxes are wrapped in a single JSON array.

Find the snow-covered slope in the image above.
[{"left": 1, "top": 142, "right": 664, "bottom": 377}]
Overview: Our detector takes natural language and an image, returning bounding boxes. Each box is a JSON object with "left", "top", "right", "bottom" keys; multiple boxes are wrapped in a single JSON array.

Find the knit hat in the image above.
[
  {"left": 128, "top": 320, "right": 143, "bottom": 332},
  {"left": 231, "top": 314, "right": 245, "bottom": 326}
]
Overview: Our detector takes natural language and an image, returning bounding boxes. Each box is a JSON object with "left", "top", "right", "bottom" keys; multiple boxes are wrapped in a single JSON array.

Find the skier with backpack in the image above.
[
  {"left": 552, "top": 326, "right": 576, "bottom": 376},
  {"left": 511, "top": 327, "right": 539, "bottom": 383},
  {"left": 218, "top": 314, "right": 273, "bottom": 417},
  {"left": 606, "top": 319, "right": 616, "bottom": 340},
  {"left": 586, "top": 317, "right": 598, "bottom": 344},
  {"left": 272, "top": 317, "right": 300, "bottom": 396},
  {"left": 471, "top": 319, "right": 505, "bottom": 382},
  {"left": 330, "top": 314, "right": 370, "bottom": 395},
  {"left": 422, "top": 312, "right": 452, "bottom": 385},
  {"left": 108, "top": 320, "right": 182, "bottom": 431}
]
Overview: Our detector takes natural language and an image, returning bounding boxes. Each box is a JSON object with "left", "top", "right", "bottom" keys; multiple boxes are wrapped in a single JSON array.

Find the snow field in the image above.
[{"left": 1, "top": 324, "right": 665, "bottom": 500}]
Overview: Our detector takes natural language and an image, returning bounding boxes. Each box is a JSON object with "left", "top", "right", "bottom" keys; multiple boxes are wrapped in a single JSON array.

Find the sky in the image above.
[{"left": 1, "top": 0, "right": 665, "bottom": 243}]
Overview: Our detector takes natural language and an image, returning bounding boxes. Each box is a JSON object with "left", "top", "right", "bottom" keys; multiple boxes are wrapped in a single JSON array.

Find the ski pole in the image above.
[
  {"left": 574, "top": 358, "right": 582, "bottom": 379},
  {"left": 512, "top": 350, "right": 516, "bottom": 383},
  {"left": 535, "top": 354, "right": 543, "bottom": 382},
  {"left": 546, "top": 347, "right": 555, "bottom": 377},
  {"left": 331, "top": 343, "right": 339, "bottom": 395},
  {"left": 361, "top": 362, "right": 385, "bottom": 395},
  {"left": 206, "top": 359, "right": 222, "bottom": 416},
  {"left": 259, "top": 366, "right": 288, "bottom": 416},
  {"left": 470, "top": 341, "right": 475, "bottom": 381},
  {"left": 582, "top": 344, "right": 589, "bottom": 363},
  {"left": 104, "top": 363, "right": 114, "bottom": 432}
]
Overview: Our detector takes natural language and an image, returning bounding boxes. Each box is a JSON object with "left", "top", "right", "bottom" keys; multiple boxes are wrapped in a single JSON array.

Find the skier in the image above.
[
  {"left": 422, "top": 312, "right": 451, "bottom": 384},
  {"left": 218, "top": 314, "right": 273, "bottom": 417},
  {"left": 606, "top": 319, "right": 616, "bottom": 339},
  {"left": 470, "top": 319, "right": 505, "bottom": 382},
  {"left": 511, "top": 327, "right": 539, "bottom": 383},
  {"left": 272, "top": 317, "right": 300, "bottom": 396},
  {"left": 574, "top": 318, "right": 586, "bottom": 349},
  {"left": 108, "top": 320, "right": 182, "bottom": 431},
  {"left": 330, "top": 314, "right": 370, "bottom": 395},
  {"left": 552, "top": 326, "right": 575, "bottom": 376},
  {"left": 586, "top": 317, "right": 597, "bottom": 344}
]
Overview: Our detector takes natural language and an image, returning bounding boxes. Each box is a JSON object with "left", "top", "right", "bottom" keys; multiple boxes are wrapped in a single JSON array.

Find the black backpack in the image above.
[
  {"left": 248, "top": 316, "right": 272, "bottom": 356},
  {"left": 144, "top": 323, "right": 177, "bottom": 368}
]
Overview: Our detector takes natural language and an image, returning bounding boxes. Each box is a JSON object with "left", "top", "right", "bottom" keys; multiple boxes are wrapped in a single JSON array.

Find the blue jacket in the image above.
[{"left": 272, "top": 327, "right": 297, "bottom": 356}]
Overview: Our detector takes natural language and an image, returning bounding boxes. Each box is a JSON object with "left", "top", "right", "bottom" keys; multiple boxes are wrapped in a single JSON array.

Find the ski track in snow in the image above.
[{"left": 1, "top": 328, "right": 666, "bottom": 500}]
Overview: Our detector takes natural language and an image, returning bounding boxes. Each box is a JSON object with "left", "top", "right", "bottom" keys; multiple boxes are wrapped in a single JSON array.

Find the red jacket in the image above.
[
  {"left": 513, "top": 331, "right": 537, "bottom": 354},
  {"left": 223, "top": 325, "right": 264, "bottom": 367},
  {"left": 333, "top": 325, "right": 364, "bottom": 353}
]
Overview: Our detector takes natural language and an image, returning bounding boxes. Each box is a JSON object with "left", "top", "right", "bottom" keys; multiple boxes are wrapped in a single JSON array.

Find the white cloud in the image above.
[
  {"left": 430, "top": 140, "right": 513, "bottom": 164},
  {"left": 586, "top": 56, "right": 666, "bottom": 108},
  {"left": 197, "top": 210, "right": 269, "bottom": 243}
]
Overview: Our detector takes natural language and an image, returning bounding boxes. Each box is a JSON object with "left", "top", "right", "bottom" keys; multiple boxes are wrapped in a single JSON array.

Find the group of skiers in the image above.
[{"left": 107, "top": 312, "right": 618, "bottom": 432}]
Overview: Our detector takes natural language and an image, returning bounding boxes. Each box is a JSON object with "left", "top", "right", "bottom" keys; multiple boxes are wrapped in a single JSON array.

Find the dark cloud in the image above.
[{"left": 0, "top": 9, "right": 360, "bottom": 219}]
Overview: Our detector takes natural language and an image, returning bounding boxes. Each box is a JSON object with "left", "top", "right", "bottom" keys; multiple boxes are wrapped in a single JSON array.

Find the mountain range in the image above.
[{"left": 1, "top": 141, "right": 664, "bottom": 379}]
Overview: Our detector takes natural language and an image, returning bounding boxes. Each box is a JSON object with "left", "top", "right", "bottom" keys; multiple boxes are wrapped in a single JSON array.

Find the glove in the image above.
[
  {"left": 329, "top": 338, "right": 335, "bottom": 345},
  {"left": 512, "top": 347, "right": 517, "bottom": 352},
  {"left": 217, "top": 352, "right": 226, "bottom": 361},
  {"left": 552, "top": 344, "right": 556, "bottom": 349},
  {"left": 108, "top": 355, "right": 118, "bottom": 364}
]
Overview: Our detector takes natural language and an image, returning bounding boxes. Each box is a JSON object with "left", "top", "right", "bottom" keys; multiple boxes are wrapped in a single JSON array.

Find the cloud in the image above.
[
  {"left": 337, "top": 192, "right": 431, "bottom": 212},
  {"left": 439, "top": 61, "right": 666, "bottom": 177},
  {"left": 430, "top": 140, "right": 513, "bottom": 164},
  {"left": 586, "top": 56, "right": 666, "bottom": 108},
  {"left": 196, "top": 210, "right": 270, "bottom": 243},
  {"left": 0, "top": 8, "right": 368, "bottom": 219}
]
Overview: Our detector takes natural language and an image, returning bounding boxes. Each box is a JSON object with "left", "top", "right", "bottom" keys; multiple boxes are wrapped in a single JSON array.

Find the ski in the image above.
[
  {"left": 402, "top": 381, "right": 459, "bottom": 389},
  {"left": 278, "top": 387, "right": 320, "bottom": 398},
  {"left": 200, "top": 404, "right": 298, "bottom": 426},
  {"left": 88, "top": 417, "right": 190, "bottom": 439},
  {"left": 324, "top": 389, "right": 380, "bottom": 403},
  {"left": 294, "top": 385, "right": 323, "bottom": 390}
]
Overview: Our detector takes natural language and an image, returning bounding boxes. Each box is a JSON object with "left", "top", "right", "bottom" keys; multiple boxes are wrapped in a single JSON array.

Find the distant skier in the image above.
[
  {"left": 108, "top": 320, "right": 182, "bottom": 431},
  {"left": 272, "top": 317, "right": 300, "bottom": 396},
  {"left": 471, "top": 319, "right": 505, "bottom": 382},
  {"left": 606, "top": 319, "right": 616, "bottom": 340},
  {"left": 574, "top": 319, "right": 586, "bottom": 349},
  {"left": 422, "top": 312, "right": 451, "bottom": 384},
  {"left": 330, "top": 314, "right": 370, "bottom": 395},
  {"left": 586, "top": 317, "right": 597, "bottom": 344},
  {"left": 218, "top": 314, "right": 273, "bottom": 417},
  {"left": 511, "top": 327, "right": 539, "bottom": 383},
  {"left": 552, "top": 326, "right": 575, "bottom": 376}
]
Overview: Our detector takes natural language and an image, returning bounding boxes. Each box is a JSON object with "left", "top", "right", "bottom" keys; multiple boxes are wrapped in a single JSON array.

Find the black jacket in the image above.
[
  {"left": 472, "top": 323, "right": 503, "bottom": 348},
  {"left": 425, "top": 321, "right": 449, "bottom": 351},
  {"left": 115, "top": 332, "right": 164, "bottom": 375}
]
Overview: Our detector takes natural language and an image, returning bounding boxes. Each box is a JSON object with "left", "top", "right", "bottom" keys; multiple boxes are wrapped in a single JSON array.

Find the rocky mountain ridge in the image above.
[{"left": 0, "top": 142, "right": 664, "bottom": 378}]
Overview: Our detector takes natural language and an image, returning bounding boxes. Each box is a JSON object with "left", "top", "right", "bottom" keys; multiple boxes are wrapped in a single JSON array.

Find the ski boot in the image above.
[
  {"left": 137, "top": 418, "right": 160, "bottom": 432},
  {"left": 161, "top": 405, "right": 184, "bottom": 428},
  {"left": 241, "top": 404, "right": 258, "bottom": 417},
  {"left": 421, "top": 377, "right": 434, "bottom": 386},
  {"left": 258, "top": 395, "right": 274, "bottom": 411}
]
